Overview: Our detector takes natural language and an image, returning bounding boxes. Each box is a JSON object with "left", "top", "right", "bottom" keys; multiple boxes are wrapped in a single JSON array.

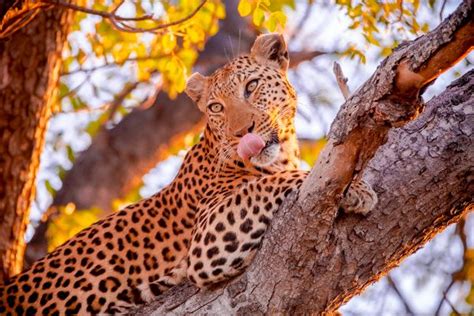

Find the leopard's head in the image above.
[{"left": 185, "top": 33, "right": 297, "bottom": 168}]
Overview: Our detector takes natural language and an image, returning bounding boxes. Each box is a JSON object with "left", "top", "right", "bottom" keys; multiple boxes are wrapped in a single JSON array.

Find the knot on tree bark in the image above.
[{"left": 374, "top": 96, "right": 425, "bottom": 128}]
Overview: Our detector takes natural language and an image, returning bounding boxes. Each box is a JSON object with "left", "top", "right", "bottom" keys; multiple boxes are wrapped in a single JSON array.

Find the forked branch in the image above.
[
  {"left": 134, "top": 1, "right": 474, "bottom": 314},
  {"left": 45, "top": 0, "right": 206, "bottom": 33}
]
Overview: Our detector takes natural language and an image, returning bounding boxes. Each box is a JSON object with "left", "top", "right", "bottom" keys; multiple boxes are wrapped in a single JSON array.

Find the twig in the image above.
[
  {"left": 332, "top": 62, "right": 350, "bottom": 100},
  {"left": 0, "top": 1, "right": 49, "bottom": 38},
  {"left": 445, "top": 296, "right": 461, "bottom": 316},
  {"left": 397, "top": 0, "right": 404, "bottom": 22},
  {"left": 434, "top": 279, "right": 456, "bottom": 316},
  {"left": 60, "top": 73, "right": 91, "bottom": 99},
  {"left": 42, "top": 0, "right": 207, "bottom": 33},
  {"left": 106, "top": 82, "right": 139, "bottom": 122},
  {"left": 61, "top": 55, "right": 171, "bottom": 76},
  {"left": 439, "top": 0, "right": 448, "bottom": 22},
  {"left": 434, "top": 217, "right": 468, "bottom": 316},
  {"left": 139, "top": 79, "right": 163, "bottom": 110},
  {"left": 289, "top": 50, "right": 329, "bottom": 68},
  {"left": 387, "top": 275, "right": 415, "bottom": 315}
]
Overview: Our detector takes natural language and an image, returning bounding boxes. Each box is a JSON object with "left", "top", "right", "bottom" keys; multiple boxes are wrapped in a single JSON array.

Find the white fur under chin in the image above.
[{"left": 250, "top": 143, "right": 280, "bottom": 167}]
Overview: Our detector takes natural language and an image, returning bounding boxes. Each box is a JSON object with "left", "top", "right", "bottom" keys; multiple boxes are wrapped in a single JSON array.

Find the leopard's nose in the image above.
[{"left": 233, "top": 121, "right": 255, "bottom": 137}]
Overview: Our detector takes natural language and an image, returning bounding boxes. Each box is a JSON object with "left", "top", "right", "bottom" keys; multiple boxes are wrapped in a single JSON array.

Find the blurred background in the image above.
[{"left": 12, "top": 0, "right": 473, "bottom": 314}]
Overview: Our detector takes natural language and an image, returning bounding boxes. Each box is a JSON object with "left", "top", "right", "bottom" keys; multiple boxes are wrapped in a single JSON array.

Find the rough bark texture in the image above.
[
  {"left": 136, "top": 63, "right": 473, "bottom": 316},
  {"left": 133, "top": 2, "right": 474, "bottom": 314},
  {"left": 0, "top": 6, "right": 74, "bottom": 280}
]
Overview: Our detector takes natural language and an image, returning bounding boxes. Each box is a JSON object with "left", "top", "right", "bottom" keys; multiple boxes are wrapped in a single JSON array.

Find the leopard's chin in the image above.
[{"left": 249, "top": 143, "right": 280, "bottom": 167}]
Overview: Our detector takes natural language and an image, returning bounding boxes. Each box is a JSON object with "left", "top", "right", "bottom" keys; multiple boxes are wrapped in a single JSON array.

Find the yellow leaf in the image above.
[
  {"left": 253, "top": 7, "right": 265, "bottom": 26},
  {"left": 215, "top": 2, "right": 226, "bottom": 19},
  {"left": 187, "top": 26, "right": 205, "bottom": 43},
  {"left": 238, "top": 0, "right": 253, "bottom": 17},
  {"left": 137, "top": 64, "right": 151, "bottom": 81},
  {"left": 178, "top": 48, "right": 198, "bottom": 67},
  {"left": 161, "top": 33, "right": 177, "bottom": 52},
  {"left": 381, "top": 46, "right": 392, "bottom": 57},
  {"left": 264, "top": 11, "right": 287, "bottom": 32}
]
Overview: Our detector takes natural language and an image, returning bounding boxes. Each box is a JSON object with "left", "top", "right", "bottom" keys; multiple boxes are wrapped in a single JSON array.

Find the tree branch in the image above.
[
  {"left": 333, "top": 61, "right": 350, "bottom": 100},
  {"left": 42, "top": 0, "right": 207, "bottom": 34},
  {"left": 1, "top": 0, "right": 207, "bottom": 38},
  {"left": 136, "top": 67, "right": 474, "bottom": 316},
  {"left": 133, "top": 2, "right": 474, "bottom": 313},
  {"left": 387, "top": 275, "right": 414, "bottom": 315},
  {"left": 288, "top": 50, "right": 331, "bottom": 68}
]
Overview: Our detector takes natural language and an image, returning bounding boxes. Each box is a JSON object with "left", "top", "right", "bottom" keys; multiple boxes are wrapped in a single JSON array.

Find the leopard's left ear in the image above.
[
  {"left": 251, "top": 33, "right": 289, "bottom": 71},
  {"left": 185, "top": 72, "right": 208, "bottom": 112}
]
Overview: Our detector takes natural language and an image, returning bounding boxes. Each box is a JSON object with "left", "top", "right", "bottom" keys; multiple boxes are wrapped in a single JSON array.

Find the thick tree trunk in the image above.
[
  {"left": 133, "top": 2, "right": 474, "bottom": 314},
  {"left": 0, "top": 7, "right": 73, "bottom": 280}
]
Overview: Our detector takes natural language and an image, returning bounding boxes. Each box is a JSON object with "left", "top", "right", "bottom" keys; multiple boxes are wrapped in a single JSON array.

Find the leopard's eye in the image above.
[
  {"left": 208, "top": 103, "right": 223, "bottom": 113},
  {"left": 245, "top": 79, "right": 259, "bottom": 97}
]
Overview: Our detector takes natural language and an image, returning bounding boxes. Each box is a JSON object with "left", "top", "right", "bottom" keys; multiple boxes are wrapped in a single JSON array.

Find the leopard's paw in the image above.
[{"left": 340, "top": 180, "right": 377, "bottom": 215}]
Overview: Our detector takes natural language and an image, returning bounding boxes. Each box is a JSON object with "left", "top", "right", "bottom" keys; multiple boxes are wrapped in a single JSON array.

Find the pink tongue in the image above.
[{"left": 237, "top": 133, "right": 265, "bottom": 160}]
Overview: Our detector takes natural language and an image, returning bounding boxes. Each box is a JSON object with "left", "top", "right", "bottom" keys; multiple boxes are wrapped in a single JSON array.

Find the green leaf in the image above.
[
  {"left": 45, "top": 180, "right": 56, "bottom": 198},
  {"left": 66, "top": 145, "right": 75, "bottom": 163}
]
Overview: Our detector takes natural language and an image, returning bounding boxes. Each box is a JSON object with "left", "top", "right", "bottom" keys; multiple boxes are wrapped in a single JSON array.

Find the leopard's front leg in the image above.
[
  {"left": 341, "top": 179, "right": 378, "bottom": 215},
  {"left": 186, "top": 170, "right": 307, "bottom": 287}
]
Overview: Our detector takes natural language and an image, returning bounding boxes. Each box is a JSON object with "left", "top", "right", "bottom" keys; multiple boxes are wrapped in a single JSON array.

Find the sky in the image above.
[{"left": 27, "top": 0, "right": 473, "bottom": 314}]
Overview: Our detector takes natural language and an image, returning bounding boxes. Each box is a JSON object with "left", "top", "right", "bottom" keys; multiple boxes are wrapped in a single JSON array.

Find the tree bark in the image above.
[
  {"left": 25, "top": 0, "right": 327, "bottom": 264},
  {"left": 133, "top": 2, "right": 474, "bottom": 314},
  {"left": 0, "top": 6, "right": 74, "bottom": 280}
]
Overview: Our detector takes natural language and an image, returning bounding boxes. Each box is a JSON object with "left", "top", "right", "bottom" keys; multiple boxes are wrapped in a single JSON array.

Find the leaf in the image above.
[
  {"left": 238, "top": 0, "right": 253, "bottom": 17},
  {"left": 161, "top": 32, "right": 177, "bottom": 52},
  {"left": 381, "top": 46, "right": 392, "bottom": 57},
  {"left": 264, "top": 11, "right": 287, "bottom": 32},
  {"left": 85, "top": 112, "right": 108, "bottom": 137},
  {"left": 58, "top": 83, "right": 69, "bottom": 99},
  {"left": 44, "top": 180, "right": 56, "bottom": 198},
  {"left": 364, "top": 33, "right": 380, "bottom": 46},
  {"left": 70, "top": 96, "right": 86, "bottom": 111},
  {"left": 253, "top": 7, "right": 265, "bottom": 26},
  {"left": 66, "top": 145, "right": 75, "bottom": 163}
]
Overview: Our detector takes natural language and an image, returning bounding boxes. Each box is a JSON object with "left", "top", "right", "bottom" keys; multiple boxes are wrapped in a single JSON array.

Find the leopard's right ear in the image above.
[{"left": 185, "top": 72, "right": 208, "bottom": 112}]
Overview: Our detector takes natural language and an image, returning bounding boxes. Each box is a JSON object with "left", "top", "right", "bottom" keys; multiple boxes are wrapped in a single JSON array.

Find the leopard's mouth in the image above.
[{"left": 249, "top": 133, "right": 280, "bottom": 167}]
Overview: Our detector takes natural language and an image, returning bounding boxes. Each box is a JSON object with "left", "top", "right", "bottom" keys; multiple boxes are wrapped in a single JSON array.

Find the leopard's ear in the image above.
[
  {"left": 250, "top": 33, "right": 289, "bottom": 71},
  {"left": 185, "top": 72, "right": 208, "bottom": 112}
]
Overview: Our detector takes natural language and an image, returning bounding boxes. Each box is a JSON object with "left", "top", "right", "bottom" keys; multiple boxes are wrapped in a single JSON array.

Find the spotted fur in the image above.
[{"left": 0, "top": 34, "right": 376, "bottom": 314}]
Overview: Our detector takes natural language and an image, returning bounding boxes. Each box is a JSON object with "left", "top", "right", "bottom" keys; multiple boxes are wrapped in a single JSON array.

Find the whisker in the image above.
[
  {"left": 223, "top": 45, "right": 230, "bottom": 63},
  {"left": 270, "top": 107, "right": 293, "bottom": 127},
  {"left": 238, "top": 29, "right": 242, "bottom": 56},
  {"left": 228, "top": 35, "right": 235, "bottom": 59}
]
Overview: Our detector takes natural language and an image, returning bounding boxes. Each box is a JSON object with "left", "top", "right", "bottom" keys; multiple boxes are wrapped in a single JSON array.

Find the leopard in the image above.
[{"left": 0, "top": 33, "right": 377, "bottom": 315}]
